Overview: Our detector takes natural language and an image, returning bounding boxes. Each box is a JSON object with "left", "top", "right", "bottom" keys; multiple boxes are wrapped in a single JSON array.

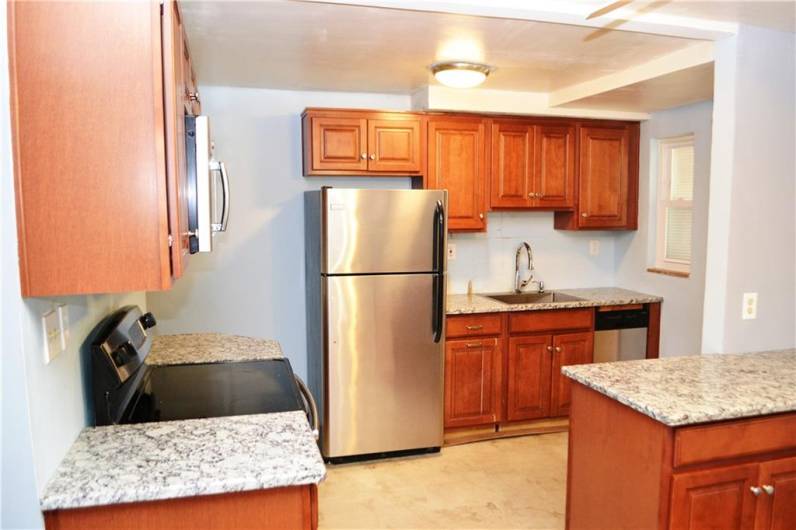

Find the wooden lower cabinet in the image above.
[
  {"left": 669, "top": 463, "right": 759, "bottom": 530},
  {"left": 44, "top": 485, "right": 318, "bottom": 530},
  {"left": 567, "top": 384, "right": 796, "bottom": 530},
  {"left": 506, "top": 335, "right": 552, "bottom": 421},
  {"left": 549, "top": 332, "right": 594, "bottom": 417},
  {"left": 444, "top": 337, "right": 501, "bottom": 428}
]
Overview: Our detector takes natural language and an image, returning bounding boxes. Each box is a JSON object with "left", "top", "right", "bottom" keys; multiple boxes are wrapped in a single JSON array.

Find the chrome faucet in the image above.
[{"left": 514, "top": 242, "right": 544, "bottom": 294}]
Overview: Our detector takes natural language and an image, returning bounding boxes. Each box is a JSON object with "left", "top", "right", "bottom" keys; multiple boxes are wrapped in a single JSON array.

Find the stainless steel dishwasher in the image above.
[{"left": 593, "top": 306, "right": 649, "bottom": 362}]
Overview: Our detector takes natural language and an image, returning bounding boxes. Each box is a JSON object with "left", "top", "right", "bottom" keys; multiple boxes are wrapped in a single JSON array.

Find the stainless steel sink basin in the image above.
[{"left": 485, "top": 291, "right": 584, "bottom": 305}]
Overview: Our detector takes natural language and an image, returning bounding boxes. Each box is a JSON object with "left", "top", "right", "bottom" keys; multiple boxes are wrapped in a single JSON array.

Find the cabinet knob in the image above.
[
  {"left": 360, "top": 153, "right": 367, "bottom": 159},
  {"left": 762, "top": 485, "right": 774, "bottom": 495},
  {"left": 187, "top": 90, "right": 200, "bottom": 103},
  {"left": 555, "top": 346, "right": 562, "bottom": 352},
  {"left": 479, "top": 213, "right": 484, "bottom": 220},
  {"left": 547, "top": 346, "right": 553, "bottom": 352},
  {"left": 581, "top": 212, "right": 589, "bottom": 218},
  {"left": 369, "top": 154, "right": 376, "bottom": 160},
  {"left": 750, "top": 486, "right": 762, "bottom": 496}
]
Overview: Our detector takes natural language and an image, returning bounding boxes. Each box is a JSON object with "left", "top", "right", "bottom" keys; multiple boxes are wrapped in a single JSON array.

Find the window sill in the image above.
[{"left": 647, "top": 267, "right": 690, "bottom": 279}]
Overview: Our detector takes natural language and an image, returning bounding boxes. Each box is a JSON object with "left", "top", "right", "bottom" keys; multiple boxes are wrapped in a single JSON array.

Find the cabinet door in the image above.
[
  {"left": 444, "top": 338, "right": 500, "bottom": 428},
  {"left": 427, "top": 118, "right": 488, "bottom": 231},
  {"left": 490, "top": 121, "right": 533, "bottom": 208},
  {"left": 367, "top": 118, "right": 423, "bottom": 173},
  {"left": 535, "top": 124, "right": 575, "bottom": 209},
  {"left": 670, "top": 463, "right": 759, "bottom": 530},
  {"left": 549, "top": 331, "right": 593, "bottom": 417},
  {"left": 756, "top": 457, "right": 796, "bottom": 530},
  {"left": 506, "top": 335, "right": 552, "bottom": 421},
  {"left": 310, "top": 117, "right": 368, "bottom": 172},
  {"left": 577, "top": 126, "right": 630, "bottom": 228}
]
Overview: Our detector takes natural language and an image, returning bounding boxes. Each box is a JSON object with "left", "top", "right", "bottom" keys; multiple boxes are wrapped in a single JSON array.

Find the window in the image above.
[{"left": 654, "top": 135, "right": 694, "bottom": 275}]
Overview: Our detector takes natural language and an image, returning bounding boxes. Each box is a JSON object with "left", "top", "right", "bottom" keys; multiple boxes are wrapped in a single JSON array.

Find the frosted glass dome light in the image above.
[{"left": 430, "top": 62, "right": 492, "bottom": 89}]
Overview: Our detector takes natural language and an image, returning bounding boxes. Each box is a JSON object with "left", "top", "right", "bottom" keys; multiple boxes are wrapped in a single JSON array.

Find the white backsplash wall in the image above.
[{"left": 448, "top": 211, "right": 618, "bottom": 294}]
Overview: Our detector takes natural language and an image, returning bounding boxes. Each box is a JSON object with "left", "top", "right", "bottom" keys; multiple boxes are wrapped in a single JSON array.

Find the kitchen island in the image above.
[
  {"left": 41, "top": 335, "right": 325, "bottom": 530},
  {"left": 563, "top": 349, "right": 796, "bottom": 530}
]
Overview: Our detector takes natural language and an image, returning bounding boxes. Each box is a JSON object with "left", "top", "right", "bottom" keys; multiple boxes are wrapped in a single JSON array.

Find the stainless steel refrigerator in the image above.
[{"left": 304, "top": 187, "right": 447, "bottom": 462}]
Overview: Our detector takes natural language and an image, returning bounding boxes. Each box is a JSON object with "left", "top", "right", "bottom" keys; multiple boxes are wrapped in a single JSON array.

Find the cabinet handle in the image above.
[
  {"left": 581, "top": 212, "right": 589, "bottom": 218},
  {"left": 360, "top": 153, "right": 367, "bottom": 159},
  {"left": 465, "top": 342, "right": 482, "bottom": 349},
  {"left": 555, "top": 346, "right": 562, "bottom": 352},
  {"left": 465, "top": 325, "right": 483, "bottom": 331},
  {"left": 750, "top": 486, "right": 762, "bottom": 496},
  {"left": 369, "top": 154, "right": 376, "bottom": 160},
  {"left": 187, "top": 90, "right": 200, "bottom": 103},
  {"left": 479, "top": 213, "right": 484, "bottom": 220},
  {"left": 528, "top": 192, "right": 537, "bottom": 198},
  {"left": 762, "top": 485, "right": 774, "bottom": 495}
]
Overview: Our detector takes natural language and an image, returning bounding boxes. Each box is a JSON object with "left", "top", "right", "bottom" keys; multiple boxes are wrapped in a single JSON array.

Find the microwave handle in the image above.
[{"left": 211, "top": 161, "right": 229, "bottom": 233}]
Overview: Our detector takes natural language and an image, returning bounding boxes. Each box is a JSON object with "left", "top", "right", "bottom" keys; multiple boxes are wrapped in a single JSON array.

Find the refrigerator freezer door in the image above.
[
  {"left": 323, "top": 273, "right": 444, "bottom": 458},
  {"left": 322, "top": 188, "right": 447, "bottom": 275}
]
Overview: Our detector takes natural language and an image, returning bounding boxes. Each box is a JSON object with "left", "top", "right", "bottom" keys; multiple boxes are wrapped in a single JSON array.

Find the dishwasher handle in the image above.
[{"left": 294, "top": 375, "right": 319, "bottom": 441}]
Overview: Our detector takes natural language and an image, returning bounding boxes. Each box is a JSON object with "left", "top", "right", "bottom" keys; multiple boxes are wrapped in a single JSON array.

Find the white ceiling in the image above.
[{"left": 182, "top": 0, "right": 699, "bottom": 93}]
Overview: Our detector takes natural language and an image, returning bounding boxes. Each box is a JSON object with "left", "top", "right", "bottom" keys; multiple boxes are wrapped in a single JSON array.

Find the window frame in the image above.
[{"left": 654, "top": 134, "right": 694, "bottom": 275}]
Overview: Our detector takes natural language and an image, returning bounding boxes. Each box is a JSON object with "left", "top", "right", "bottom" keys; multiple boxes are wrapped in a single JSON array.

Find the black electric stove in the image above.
[{"left": 88, "top": 306, "right": 313, "bottom": 428}]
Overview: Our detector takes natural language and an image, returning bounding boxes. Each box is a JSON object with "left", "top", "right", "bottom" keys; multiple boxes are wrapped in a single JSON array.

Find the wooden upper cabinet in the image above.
[
  {"left": 535, "top": 124, "right": 575, "bottom": 209},
  {"left": 9, "top": 1, "right": 192, "bottom": 296},
  {"left": 490, "top": 121, "right": 534, "bottom": 208},
  {"left": 427, "top": 117, "right": 488, "bottom": 231},
  {"left": 444, "top": 338, "right": 500, "bottom": 428},
  {"left": 555, "top": 123, "right": 639, "bottom": 230},
  {"left": 670, "top": 463, "right": 759, "bottom": 530},
  {"left": 756, "top": 457, "right": 796, "bottom": 530},
  {"left": 367, "top": 118, "right": 423, "bottom": 173},
  {"left": 490, "top": 120, "right": 574, "bottom": 210},
  {"left": 302, "top": 110, "right": 424, "bottom": 175},
  {"left": 549, "top": 331, "right": 593, "bottom": 417},
  {"left": 506, "top": 335, "right": 552, "bottom": 421}
]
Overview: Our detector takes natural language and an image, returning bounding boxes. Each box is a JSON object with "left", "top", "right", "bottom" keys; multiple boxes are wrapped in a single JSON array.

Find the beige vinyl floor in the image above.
[{"left": 318, "top": 433, "right": 568, "bottom": 530}]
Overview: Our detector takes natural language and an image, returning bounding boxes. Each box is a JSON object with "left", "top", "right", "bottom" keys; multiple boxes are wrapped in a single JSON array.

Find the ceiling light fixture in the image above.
[{"left": 430, "top": 61, "right": 493, "bottom": 89}]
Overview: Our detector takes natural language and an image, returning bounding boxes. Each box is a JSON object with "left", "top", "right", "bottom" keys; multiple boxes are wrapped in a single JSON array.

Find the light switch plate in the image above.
[
  {"left": 742, "top": 292, "right": 758, "bottom": 320},
  {"left": 447, "top": 243, "right": 456, "bottom": 261},
  {"left": 589, "top": 240, "right": 600, "bottom": 256},
  {"left": 57, "top": 304, "right": 70, "bottom": 351},
  {"left": 42, "top": 309, "right": 61, "bottom": 364}
]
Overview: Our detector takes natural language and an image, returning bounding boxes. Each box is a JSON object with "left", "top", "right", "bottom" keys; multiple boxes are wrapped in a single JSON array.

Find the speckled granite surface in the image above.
[
  {"left": 563, "top": 349, "right": 796, "bottom": 426},
  {"left": 447, "top": 287, "right": 662, "bottom": 315},
  {"left": 147, "top": 333, "right": 283, "bottom": 366},
  {"left": 40, "top": 411, "right": 325, "bottom": 511}
]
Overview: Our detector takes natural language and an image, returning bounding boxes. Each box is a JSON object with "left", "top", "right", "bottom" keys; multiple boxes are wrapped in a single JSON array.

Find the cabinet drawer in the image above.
[
  {"left": 509, "top": 309, "right": 593, "bottom": 334},
  {"left": 674, "top": 413, "right": 796, "bottom": 468},
  {"left": 446, "top": 314, "right": 503, "bottom": 338}
]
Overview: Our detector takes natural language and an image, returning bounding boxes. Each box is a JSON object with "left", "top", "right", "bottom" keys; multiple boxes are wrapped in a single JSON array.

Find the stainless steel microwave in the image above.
[{"left": 185, "top": 115, "right": 229, "bottom": 253}]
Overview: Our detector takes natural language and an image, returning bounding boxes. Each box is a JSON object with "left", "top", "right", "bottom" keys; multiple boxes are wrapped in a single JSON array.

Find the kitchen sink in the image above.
[{"left": 485, "top": 291, "right": 584, "bottom": 305}]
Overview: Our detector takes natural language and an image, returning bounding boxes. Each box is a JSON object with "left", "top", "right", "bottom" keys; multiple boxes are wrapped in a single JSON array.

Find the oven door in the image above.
[{"left": 185, "top": 115, "right": 230, "bottom": 253}]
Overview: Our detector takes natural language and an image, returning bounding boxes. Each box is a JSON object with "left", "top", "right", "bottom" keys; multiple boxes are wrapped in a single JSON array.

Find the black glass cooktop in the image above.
[{"left": 121, "top": 358, "right": 305, "bottom": 424}]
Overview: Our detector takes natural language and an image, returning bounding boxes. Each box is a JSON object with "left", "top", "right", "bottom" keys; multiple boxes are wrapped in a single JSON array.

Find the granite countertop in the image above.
[
  {"left": 147, "top": 333, "right": 283, "bottom": 366},
  {"left": 40, "top": 411, "right": 326, "bottom": 511},
  {"left": 447, "top": 287, "right": 662, "bottom": 315},
  {"left": 563, "top": 349, "right": 796, "bottom": 427}
]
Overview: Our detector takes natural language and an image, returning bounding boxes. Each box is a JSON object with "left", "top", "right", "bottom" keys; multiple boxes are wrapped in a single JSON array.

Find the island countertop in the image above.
[
  {"left": 40, "top": 411, "right": 326, "bottom": 511},
  {"left": 563, "top": 349, "right": 796, "bottom": 426},
  {"left": 147, "top": 333, "right": 283, "bottom": 366},
  {"left": 447, "top": 287, "right": 662, "bottom": 315}
]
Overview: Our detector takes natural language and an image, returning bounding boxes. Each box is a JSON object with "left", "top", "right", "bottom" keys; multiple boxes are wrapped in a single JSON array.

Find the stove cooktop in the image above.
[{"left": 121, "top": 359, "right": 305, "bottom": 424}]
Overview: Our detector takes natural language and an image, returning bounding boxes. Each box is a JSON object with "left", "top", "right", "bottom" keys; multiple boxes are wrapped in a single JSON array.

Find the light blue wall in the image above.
[{"left": 1, "top": 9, "right": 147, "bottom": 528}]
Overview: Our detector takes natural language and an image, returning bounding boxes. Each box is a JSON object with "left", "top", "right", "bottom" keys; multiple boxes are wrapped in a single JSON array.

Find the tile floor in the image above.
[{"left": 319, "top": 433, "right": 568, "bottom": 530}]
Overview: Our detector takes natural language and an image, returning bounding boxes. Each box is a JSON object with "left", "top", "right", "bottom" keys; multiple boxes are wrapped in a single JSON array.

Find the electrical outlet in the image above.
[
  {"left": 447, "top": 243, "right": 457, "bottom": 261},
  {"left": 42, "top": 309, "right": 62, "bottom": 364},
  {"left": 589, "top": 240, "right": 600, "bottom": 256},
  {"left": 742, "top": 292, "right": 758, "bottom": 320},
  {"left": 57, "top": 304, "right": 70, "bottom": 351}
]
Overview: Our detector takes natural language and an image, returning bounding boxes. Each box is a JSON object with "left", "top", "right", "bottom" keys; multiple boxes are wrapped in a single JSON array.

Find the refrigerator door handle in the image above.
[
  {"left": 433, "top": 200, "right": 445, "bottom": 272},
  {"left": 432, "top": 275, "right": 444, "bottom": 343},
  {"left": 432, "top": 199, "right": 445, "bottom": 343}
]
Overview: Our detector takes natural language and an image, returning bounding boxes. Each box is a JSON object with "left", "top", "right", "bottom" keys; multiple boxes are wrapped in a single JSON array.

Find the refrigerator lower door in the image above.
[{"left": 323, "top": 273, "right": 444, "bottom": 458}]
